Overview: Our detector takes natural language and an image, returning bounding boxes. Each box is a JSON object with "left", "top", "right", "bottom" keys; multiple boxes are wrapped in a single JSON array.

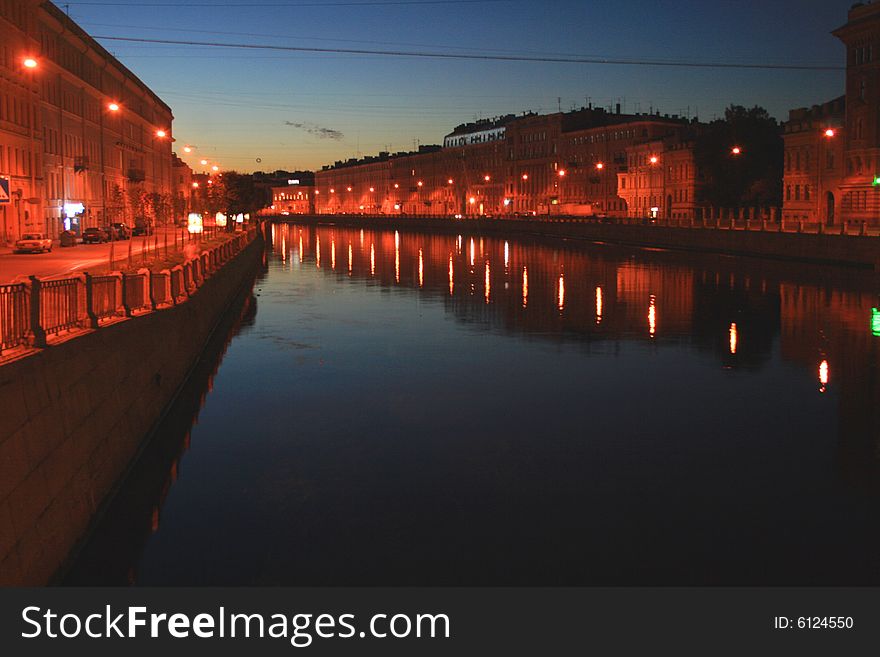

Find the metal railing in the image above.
[
  {"left": 0, "top": 283, "right": 29, "bottom": 354},
  {"left": 36, "top": 277, "right": 86, "bottom": 339},
  {"left": 0, "top": 224, "right": 261, "bottom": 357},
  {"left": 86, "top": 274, "right": 122, "bottom": 327}
]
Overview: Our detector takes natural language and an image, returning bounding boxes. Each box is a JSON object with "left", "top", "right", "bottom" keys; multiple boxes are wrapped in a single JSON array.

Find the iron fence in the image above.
[
  {"left": 0, "top": 223, "right": 261, "bottom": 356},
  {"left": 0, "top": 283, "right": 29, "bottom": 353}
]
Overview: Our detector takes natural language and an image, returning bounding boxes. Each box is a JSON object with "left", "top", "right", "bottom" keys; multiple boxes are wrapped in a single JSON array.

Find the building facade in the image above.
[
  {"left": 0, "top": 0, "right": 174, "bottom": 242},
  {"left": 784, "top": 2, "right": 880, "bottom": 225},
  {"left": 314, "top": 108, "right": 693, "bottom": 218},
  {"left": 781, "top": 97, "right": 845, "bottom": 223},
  {"left": 271, "top": 181, "right": 315, "bottom": 215}
]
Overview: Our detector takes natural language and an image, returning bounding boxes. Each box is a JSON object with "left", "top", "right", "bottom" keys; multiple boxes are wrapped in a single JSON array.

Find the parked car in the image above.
[
  {"left": 133, "top": 219, "right": 153, "bottom": 236},
  {"left": 59, "top": 230, "right": 78, "bottom": 247},
  {"left": 110, "top": 222, "right": 132, "bottom": 239},
  {"left": 82, "top": 227, "right": 109, "bottom": 243},
  {"left": 14, "top": 233, "right": 53, "bottom": 253},
  {"left": 101, "top": 225, "right": 121, "bottom": 240}
]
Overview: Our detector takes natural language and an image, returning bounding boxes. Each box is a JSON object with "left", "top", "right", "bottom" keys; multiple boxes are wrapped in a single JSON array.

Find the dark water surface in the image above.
[{"left": 68, "top": 223, "right": 880, "bottom": 585}]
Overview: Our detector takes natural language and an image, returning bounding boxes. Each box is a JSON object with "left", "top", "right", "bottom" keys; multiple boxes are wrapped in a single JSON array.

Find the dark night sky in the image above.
[{"left": 58, "top": 0, "right": 849, "bottom": 172}]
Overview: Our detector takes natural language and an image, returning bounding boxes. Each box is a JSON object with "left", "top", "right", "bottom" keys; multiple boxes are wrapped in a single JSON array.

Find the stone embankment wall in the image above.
[{"left": 0, "top": 232, "right": 264, "bottom": 585}]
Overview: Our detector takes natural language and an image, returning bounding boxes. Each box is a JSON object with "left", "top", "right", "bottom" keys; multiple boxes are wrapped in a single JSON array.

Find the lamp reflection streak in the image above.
[{"left": 485, "top": 262, "right": 491, "bottom": 304}]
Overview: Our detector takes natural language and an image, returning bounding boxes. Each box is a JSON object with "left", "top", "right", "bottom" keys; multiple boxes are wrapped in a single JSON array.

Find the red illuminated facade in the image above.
[
  {"left": 0, "top": 0, "right": 174, "bottom": 242},
  {"left": 272, "top": 182, "right": 315, "bottom": 215},
  {"left": 314, "top": 108, "right": 694, "bottom": 218},
  {"left": 783, "top": 2, "right": 880, "bottom": 225}
]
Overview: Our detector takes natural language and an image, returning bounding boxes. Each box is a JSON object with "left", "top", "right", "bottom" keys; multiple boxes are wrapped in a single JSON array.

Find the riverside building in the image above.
[{"left": 0, "top": 0, "right": 174, "bottom": 242}]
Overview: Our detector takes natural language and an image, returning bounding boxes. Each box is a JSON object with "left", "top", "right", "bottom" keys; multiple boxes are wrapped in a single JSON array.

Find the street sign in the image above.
[{"left": 0, "top": 177, "right": 9, "bottom": 205}]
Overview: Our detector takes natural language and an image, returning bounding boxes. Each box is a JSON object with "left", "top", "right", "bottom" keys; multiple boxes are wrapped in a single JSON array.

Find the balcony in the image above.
[
  {"left": 74, "top": 156, "right": 89, "bottom": 173},
  {"left": 126, "top": 168, "right": 146, "bottom": 183}
]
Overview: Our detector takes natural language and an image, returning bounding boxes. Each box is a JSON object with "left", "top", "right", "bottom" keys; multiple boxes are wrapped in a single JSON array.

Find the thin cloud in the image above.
[{"left": 285, "top": 121, "right": 344, "bottom": 141}]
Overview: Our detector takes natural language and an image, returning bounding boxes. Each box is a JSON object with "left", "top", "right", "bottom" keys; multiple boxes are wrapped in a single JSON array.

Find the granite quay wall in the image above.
[{"left": 0, "top": 224, "right": 265, "bottom": 585}]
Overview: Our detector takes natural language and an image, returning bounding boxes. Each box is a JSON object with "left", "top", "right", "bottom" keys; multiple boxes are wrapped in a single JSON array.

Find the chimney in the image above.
[{"left": 616, "top": 103, "right": 621, "bottom": 114}]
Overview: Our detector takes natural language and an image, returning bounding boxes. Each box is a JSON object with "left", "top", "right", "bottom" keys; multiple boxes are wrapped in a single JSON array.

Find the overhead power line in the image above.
[
  {"left": 92, "top": 35, "right": 844, "bottom": 71},
  {"left": 65, "top": 0, "right": 510, "bottom": 6}
]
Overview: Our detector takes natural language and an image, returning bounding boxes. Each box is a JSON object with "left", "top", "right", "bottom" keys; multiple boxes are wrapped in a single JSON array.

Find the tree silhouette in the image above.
[{"left": 694, "top": 105, "right": 783, "bottom": 209}]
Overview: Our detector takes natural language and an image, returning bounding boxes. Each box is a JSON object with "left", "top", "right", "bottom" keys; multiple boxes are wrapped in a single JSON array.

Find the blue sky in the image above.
[{"left": 61, "top": 0, "right": 848, "bottom": 172}]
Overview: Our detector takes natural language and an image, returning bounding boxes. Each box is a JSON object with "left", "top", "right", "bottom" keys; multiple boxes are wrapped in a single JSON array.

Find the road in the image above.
[{"left": 0, "top": 229, "right": 195, "bottom": 283}]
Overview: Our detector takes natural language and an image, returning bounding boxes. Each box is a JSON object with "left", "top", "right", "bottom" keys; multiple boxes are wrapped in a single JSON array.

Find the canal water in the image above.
[{"left": 68, "top": 222, "right": 880, "bottom": 585}]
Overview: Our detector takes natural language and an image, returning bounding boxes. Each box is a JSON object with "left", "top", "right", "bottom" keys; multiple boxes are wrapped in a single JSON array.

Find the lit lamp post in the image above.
[
  {"left": 21, "top": 57, "right": 39, "bottom": 239},
  {"left": 595, "top": 162, "right": 606, "bottom": 217},
  {"left": 820, "top": 128, "right": 835, "bottom": 226}
]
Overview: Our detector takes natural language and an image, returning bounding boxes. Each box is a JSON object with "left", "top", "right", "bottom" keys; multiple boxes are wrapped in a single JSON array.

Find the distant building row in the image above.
[{"left": 274, "top": 2, "right": 876, "bottom": 226}]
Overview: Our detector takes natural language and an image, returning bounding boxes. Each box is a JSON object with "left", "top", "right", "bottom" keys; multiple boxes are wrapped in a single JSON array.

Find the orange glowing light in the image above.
[
  {"left": 192, "top": 182, "right": 199, "bottom": 188},
  {"left": 331, "top": 238, "right": 336, "bottom": 270},
  {"left": 419, "top": 249, "right": 424, "bottom": 288},
  {"left": 316, "top": 235, "right": 321, "bottom": 268},
  {"left": 417, "top": 181, "right": 423, "bottom": 187},
  {"left": 824, "top": 128, "right": 835, "bottom": 138},
  {"left": 595, "top": 162, "right": 604, "bottom": 170},
  {"left": 469, "top": 237, "right": 475, "bottom": 266},
  {"left": 346, "top": 186, "right": 352, "bottom": 192},
  {"left": 557, "top": 274, "right": 565, "bottom": 312},
  {"left": 596, "top": 287, "right": 603, "bottom": 324},
  {"left": 731, "top": 146, "right": 742, "bottom": 156},
  {"left": 369, "top": 187, "right": 374, "bottom": 192},
  {"left": 330, "top": 188, "right": 335, "bottom": 193},
  {"left": 522, "top": 267, "right": 529, "bottom": 308},
  {"left": 370, "top": 243, "right": 375, "bottom": 276},
  {"left": 348, "top": 243, "right": 353, "bottom": 275},
  {"left": 484, "top": 175, "right": 491, "bottom": 182},
  {"left": 183, "top": 146, "right": 192, "bottom": 153},
  {"left": 23, "top": 57, "right": 38, "bottom": 69},
  {"left": 504, "top": 241, "right": 509, "bottom": 269},
  {"left": 485, "top": 262, "right": 491, "bottom": 304},
  {"left": 108, "top": 102, "right": 120, "bottom": 112},
  {"left": 469, "top": 197, "right": 476, "bottom": 205},
  {"left": 819, "top": 360, "right": 829, "bottom": 392},
  {"left": 729, "top": 323, "right": 738, "bottom": 354},
  {"left": 200, "top": 159, "right": 208, "bottom": 166},
  {"left": 648, "top": 295, "right": 657, "bottom": 337},
  {"left": 649, "top": 156, "right": 659, "bottom": 165},
  {"left": 394, "top": 183, "right": 399, "bottom": 189},
  {"left": 522, "top": 173, "right": 529, "bottom": 180},
  {"left": 447, "top": 178, "right": 454, "bottom": 184},
  {"left": 558, "top": 169, "right": 566, "bottom": 177},
  {"left": 156, "top": 129, "right": 167, "bottom": 138},
  {"left": 448, "top": 255, "right": 454, "bottom": 295},
  {"left": 212, "top": 165, "right": 219, "bottom": 172}
]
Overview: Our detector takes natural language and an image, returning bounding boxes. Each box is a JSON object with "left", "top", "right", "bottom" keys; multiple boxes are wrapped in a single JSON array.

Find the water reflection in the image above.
[{"left": 71, "top": 222, "right": 880, "bottom": 586}]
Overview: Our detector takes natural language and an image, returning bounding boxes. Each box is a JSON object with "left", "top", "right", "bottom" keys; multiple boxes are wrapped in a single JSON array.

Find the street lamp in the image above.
[
  {"left": 212, "top": 165, "right": 219, "bottom": 172},
  {"left": 649, "top": 156, "right": 659, "bottom": 165},
  {"left": 108, "top": 102, "right": 120, "bottom": 112},
  {"left": 595, "top": 162, "right": 604, "bottom": 170},
  {"left": 183, "top": 145, "right": 193, "bottom": 153},
  {"left": 23, "top": 57, "right": 38, "bottom": 69},
  {"left": 824, "top": 128, "right": 836, "bottom": 138},
  {"left": 731, "top": 146, "right": 742, "bottom": 156},
  {"left": 156, "top": 129, "right": 167, "bottom": 138},
  {"left": 484, "top": 175, "right": 491, "bottom": 182}
]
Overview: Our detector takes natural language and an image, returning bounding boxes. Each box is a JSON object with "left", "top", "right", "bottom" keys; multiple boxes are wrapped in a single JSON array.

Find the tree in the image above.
[
  {"left": 108, "top": 184, "right": 125, "bottom": 223},
  {"left": 127, "top": 186, "right": 148, "bottom": 225},
  {"left": 694, "top": 105, "right": 783, "bottom": 209}
]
